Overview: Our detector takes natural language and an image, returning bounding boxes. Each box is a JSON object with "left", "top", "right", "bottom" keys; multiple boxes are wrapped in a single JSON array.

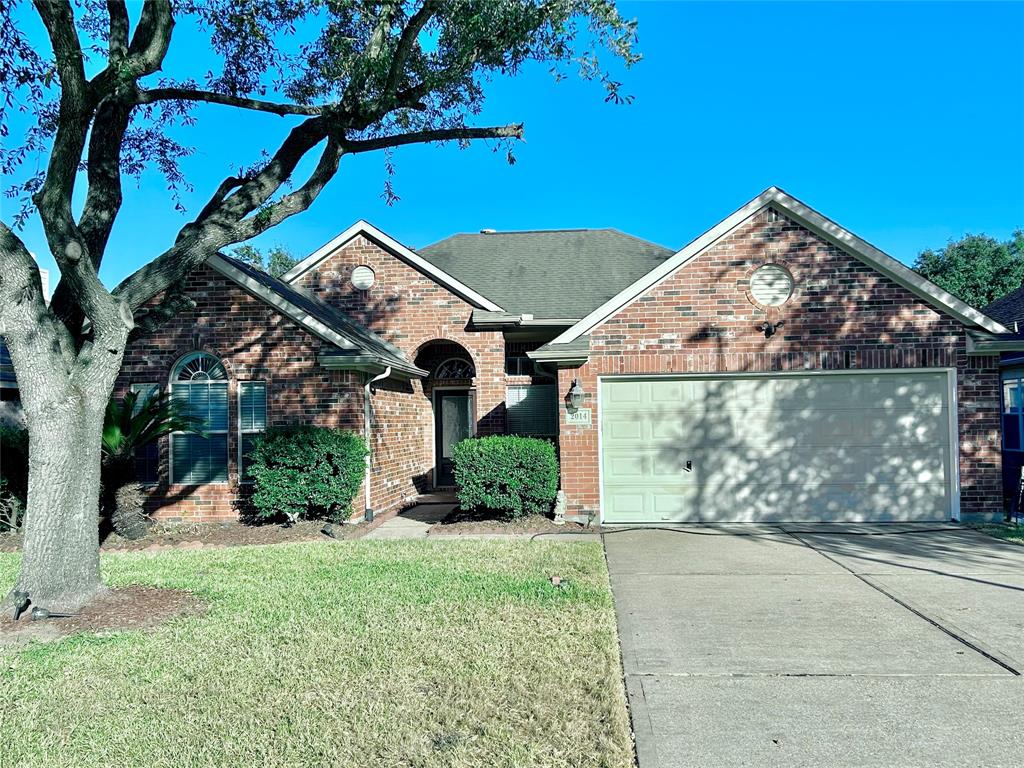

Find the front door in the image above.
[{"left": 435, "top": 390, "right": 474, "bottom": 487}]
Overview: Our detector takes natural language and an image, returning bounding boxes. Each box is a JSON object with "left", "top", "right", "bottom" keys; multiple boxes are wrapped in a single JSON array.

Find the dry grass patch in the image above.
[{"left": 0, "top": 540, "right": 632, "bottom": 768}]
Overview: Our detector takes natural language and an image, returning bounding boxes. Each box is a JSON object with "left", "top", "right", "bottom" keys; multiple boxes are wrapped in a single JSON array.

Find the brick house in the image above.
[{"left": 120, "top": 187, "right": 1013, "bottom": 524}]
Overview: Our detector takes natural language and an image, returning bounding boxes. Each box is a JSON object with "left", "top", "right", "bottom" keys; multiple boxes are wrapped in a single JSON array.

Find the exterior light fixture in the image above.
[
  {"left": 756, "top": 320, "right": 784, "bottom": 338},
  {"left": 566, "top": 379, "right": 585, "bottom": 410}
]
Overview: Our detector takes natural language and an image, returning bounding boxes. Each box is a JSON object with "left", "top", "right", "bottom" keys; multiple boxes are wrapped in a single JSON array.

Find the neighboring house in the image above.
[
  {"left": 981, "top": 287, "right": 1024, "bottom": 507},
  {"left": 119, "top": 187, "right": 1016, "bottom": 524}
]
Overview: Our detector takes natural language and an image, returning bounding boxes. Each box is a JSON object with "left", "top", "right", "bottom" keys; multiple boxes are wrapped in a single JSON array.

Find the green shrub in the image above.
[
  {"left": 452, "top": 436, "right": 558, "bottom": 519},
  {"left": 247, "top": 426, "right": 367, "bottom": 523}
]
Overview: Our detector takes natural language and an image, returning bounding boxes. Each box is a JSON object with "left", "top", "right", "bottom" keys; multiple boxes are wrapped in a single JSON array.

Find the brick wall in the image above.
[
  {"left": 119, "top": 263, "right": 364, "bottom": 522},
  {"left": 293, "top": 234, "right": 508, "bottom": 487},
  {"left": 557, "top": 208, "right": 1002, "bottom": 520}
]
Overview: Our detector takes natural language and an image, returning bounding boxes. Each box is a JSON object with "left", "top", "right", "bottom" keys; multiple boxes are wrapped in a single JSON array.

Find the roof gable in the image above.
[
  {"left": 418, "top": 228, "right": 674, "bottom": 320},
  {"left": 207, "top": 254, "right": 424, "bottom": 377},
  {"left": 280, "top": 220, "right": 503, "bottom": 312},
  {"left": 548, "top": 187, "right": 1009, "bottom": 346}
]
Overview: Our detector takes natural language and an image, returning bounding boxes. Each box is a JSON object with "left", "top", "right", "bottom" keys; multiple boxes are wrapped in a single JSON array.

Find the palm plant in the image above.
[{"left": 101, "top": 390, "right": 203, "bottom": 539}]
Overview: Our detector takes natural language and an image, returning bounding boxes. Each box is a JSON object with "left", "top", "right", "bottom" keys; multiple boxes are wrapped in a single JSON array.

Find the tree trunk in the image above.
[{"left": 13, "top": 397, "right": 108, "bottom": 613}]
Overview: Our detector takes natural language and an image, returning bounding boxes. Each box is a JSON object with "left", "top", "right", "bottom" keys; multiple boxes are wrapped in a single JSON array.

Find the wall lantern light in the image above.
[{"left": 566, "top": 379, "right": 585, "bottom": 411}]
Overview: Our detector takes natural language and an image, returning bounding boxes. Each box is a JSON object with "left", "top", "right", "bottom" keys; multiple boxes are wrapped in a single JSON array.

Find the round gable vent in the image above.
[
  {"left": 351, "top": 265, "right": 375, "bottom": 290},
  {"left": 749, "top": 264, "right": 793, "bottom": 307}
]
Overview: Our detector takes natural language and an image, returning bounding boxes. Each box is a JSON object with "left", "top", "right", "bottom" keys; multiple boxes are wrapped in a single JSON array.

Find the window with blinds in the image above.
[
  {"left": 506, "top": 384, "right": 558, "bottom": 436},
  {"left": 238, "top": 382, "right": 267, "bottom": 482},
  {"left": 130, "top": 383, "right": 161, "bottom": 483},
  {"left": 170, "top": 353, "right": 229, "bottom": 484}
]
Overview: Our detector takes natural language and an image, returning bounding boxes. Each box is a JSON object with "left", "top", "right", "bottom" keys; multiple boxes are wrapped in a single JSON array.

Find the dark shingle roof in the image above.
[
  {"left": 984, "top": 286, "right": 1024, "bottom": 330},
  {"left": 417, "top": 229, "right": 674, "bottom": 319},
  {"left": 218, "top": 255, "right": 416, "bottom": 373}
]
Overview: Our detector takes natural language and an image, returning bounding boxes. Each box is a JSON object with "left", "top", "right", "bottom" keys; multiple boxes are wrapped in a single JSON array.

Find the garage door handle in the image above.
[{"left": 683, "top": 460, "right": 692, "bottom": 472}]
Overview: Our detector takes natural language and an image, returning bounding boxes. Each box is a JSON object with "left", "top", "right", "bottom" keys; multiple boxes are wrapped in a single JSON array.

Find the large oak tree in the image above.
[{"left": 0, "top": 0, "right": 637, "bottom": 612}]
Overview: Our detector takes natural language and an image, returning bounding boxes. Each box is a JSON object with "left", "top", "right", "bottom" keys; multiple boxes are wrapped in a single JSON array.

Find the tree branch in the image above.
[
  {"left": 0, "top": 223, "right": 76, "bottom": 374},
  {"left": 231, "top": 138, "right": 345, "bottom": 241},
  {"left": 125, "top": 0, "right": 173, "bottom": 77},
  {"left": 381, "top": 1, "right": 438, "bottom": 100},
  {"left": 339, "top": 123, "right": 524, "bottom": 154},
  {"left": 106, "top": 0, "right": 129, "bottom": 60},
  {"left": 137, "top": 87, "right": 324, "bottom": 116}
]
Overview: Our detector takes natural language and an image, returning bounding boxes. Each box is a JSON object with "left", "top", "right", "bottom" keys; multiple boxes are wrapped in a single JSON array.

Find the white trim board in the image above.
[
  {"left": 550, "top": 187, "right": 1009, "bottom": 346},
  {"left": 280, "top": 220, "right": 504, "bottom": 312},
  {"left": 595, "top": 368, "right": 960, "bottom": 525}
]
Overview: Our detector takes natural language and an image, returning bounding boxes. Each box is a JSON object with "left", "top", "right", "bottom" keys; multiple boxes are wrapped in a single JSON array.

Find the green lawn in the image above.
[
  {"left": 969, "top": 522, "right": 1024, "bottom": 544},
  {"left": 0, "top": 540, "right": 632, "bottom": 768}
]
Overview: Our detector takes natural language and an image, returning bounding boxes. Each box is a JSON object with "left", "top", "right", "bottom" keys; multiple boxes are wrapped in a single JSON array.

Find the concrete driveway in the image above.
[{"left": 605, "top": 525, "right": 1024, "bottom": 768}]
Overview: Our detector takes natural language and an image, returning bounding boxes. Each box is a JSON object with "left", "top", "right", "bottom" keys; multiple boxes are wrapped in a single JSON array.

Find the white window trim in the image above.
[{"left": 237, "top": 381, "right": 267, "bottom": 485}]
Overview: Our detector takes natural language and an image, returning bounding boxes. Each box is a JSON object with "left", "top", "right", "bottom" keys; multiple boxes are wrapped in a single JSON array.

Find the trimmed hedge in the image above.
[
  {"left": 452, "top": 435, "right": 558, "bottom": 519},
  {"left": 247, "top": 426, "right": 367, "bottom": 523}
]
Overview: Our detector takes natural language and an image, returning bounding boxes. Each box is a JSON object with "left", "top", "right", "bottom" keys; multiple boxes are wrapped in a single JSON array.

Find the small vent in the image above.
[{"left": 749, "top": 264, "right": 793, "bottom": 307}]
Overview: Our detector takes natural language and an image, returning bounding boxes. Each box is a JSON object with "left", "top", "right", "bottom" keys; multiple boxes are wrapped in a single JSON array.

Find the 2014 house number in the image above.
[{"left": 565, "top": 407, "right": 592, "bottom": 426}]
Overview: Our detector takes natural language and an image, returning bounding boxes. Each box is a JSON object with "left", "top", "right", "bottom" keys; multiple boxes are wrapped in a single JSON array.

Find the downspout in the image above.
[{"left": 363, "top": 366, "right": 391, "bottom": 522}]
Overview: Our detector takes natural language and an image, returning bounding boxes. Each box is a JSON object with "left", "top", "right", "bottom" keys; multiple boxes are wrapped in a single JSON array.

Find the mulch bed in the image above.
[
  {"left": 0, "top": 519, "right": 361, "bottom": 554},
  {"left": 0, "top": 585, "right": 204, "bottom": 647},
  {"left": 428, "top": 508, "right": 602, "bottom": 536}
]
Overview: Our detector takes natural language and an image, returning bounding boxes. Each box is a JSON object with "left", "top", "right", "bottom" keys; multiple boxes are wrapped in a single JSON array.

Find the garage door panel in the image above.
[
  {"left": 605, "top": 407, "right": 947, "bottom": 449},
  {"left": 603, "top": 482, "right": 949, "bottom": 523},
  {"left": 600, "top": 373, "right": 953, "bottom": 523}
]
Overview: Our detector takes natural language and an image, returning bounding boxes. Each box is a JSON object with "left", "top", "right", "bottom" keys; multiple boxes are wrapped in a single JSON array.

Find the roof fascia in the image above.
[
  {"left": 549, "top": 187, "right": 1009, "bottom": 345},
  {"left": 280, "top": 220, "right": 504, "bottom": 312}
]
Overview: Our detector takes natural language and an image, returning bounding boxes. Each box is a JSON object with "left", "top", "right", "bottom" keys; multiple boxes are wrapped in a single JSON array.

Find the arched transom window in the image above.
[{"left": 433, "top": 357, "right": 475, "bottom": 380}]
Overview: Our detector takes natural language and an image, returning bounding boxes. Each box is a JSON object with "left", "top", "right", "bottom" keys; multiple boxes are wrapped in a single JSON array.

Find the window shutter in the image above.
[
  {"left": 130, "top": 383, "right": 160, "bottom": 482},
  {"left": 506, "top": 385, "right": 558, "bottom": 436},
  {"left": 239, "top": 382, "right": 267, "bottom": 432},
  {"left": 238, "top": 382, "right": 267, "bottom": 481}
]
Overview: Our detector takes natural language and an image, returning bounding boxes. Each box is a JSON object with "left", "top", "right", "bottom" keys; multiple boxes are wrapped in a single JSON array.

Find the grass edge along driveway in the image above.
[{"left": 0, "top": 539, "right": 633, "bottom": 768}]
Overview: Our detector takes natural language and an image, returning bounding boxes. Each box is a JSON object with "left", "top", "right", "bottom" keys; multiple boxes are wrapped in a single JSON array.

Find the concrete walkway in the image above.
[
  {"left": 363, "top": 502, "right": 600, "bottom": 541},
  {"left": 605, "top": 525, "right": 1024, "bottom": 768},
  {"left": 363, "top": 503, "right": 454, "bottom": 539}
]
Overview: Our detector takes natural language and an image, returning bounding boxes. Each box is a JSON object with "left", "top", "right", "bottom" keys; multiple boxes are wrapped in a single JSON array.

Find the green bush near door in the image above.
[
  {"left": 452, "top": 435, "right": 558, "bottom": 519},
  {"left": 247, "top": 426, "right": 367, "bottom": 524}
]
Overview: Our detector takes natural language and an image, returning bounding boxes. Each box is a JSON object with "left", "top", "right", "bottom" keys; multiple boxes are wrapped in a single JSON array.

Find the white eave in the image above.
[
  {"left": 281, "top": 220, "right": 505, "bottom": 312},
  {"left": 548, "top": 186, "right": 1010, "bottom": 346}
]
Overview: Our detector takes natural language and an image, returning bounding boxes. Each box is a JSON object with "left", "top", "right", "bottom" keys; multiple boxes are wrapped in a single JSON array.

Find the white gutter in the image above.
[{"left": 363, "top": 366, "right": 391, "bottom": 521}]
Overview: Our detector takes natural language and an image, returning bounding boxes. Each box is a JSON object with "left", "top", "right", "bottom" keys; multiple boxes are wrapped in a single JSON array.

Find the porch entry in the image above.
[{"left": 434, "top": 389, "right": 474, "bottom": 487}]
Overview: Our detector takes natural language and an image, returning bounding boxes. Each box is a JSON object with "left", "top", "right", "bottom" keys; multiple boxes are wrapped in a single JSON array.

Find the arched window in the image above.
[
  {"left": 433, "top": 357, "right": 474, "bottom": 380},
  {"left": 170, "top": 352, "right": 229, "bottom": 484}
]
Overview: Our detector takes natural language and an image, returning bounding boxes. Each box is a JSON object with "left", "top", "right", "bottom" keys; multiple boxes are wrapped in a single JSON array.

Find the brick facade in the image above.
[
  {"left": 557, "top": 208, "right": 1002, "bottom": 520},
  {"left": 119, "top": 233, "right": 518, "bottom": 522},
  {"left": 119, "top": 263, "right": 365, "bottom": 521},
  {"left": 121, "top": 209, "right": 1003, "bottom": 525}
]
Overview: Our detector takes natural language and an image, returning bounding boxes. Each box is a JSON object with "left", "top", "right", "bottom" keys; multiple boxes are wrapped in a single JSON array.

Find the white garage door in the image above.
[{"left": 600, "top": 372, "right": 954, "bottom": 524}]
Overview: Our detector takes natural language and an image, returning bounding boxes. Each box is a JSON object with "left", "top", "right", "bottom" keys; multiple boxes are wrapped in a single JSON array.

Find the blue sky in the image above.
[{"left": 6, "top": 1, "right": 1024, "bottom": 287}]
